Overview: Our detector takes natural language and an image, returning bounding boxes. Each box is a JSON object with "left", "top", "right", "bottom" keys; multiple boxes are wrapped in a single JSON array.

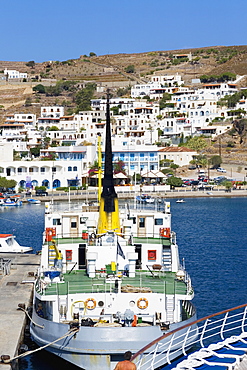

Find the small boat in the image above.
[
  {"left": 176, "top": 199, "right": 185, "bottom": 203},
  {"left": 0, "top": 234, "right": 33, "bottom": 253},
  {"left": 27, "top": 198, "right": 41, "bottom": 204},
  {"left": 136, "top": 194, "right": 155, "bottom": 204},
  {"left": 2, "top": 198, "right": 22, "bottom": 207}
]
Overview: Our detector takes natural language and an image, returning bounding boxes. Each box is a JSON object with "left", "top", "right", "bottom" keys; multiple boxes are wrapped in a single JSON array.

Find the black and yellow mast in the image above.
[{"left": 97, "top": 91, "right": 120, "bottom": 235}]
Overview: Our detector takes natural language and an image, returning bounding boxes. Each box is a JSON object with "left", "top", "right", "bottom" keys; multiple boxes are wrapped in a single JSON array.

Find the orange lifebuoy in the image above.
[
  {"left": 46, "top": 227, "right": 56, "bottom": 241},
  {"left": 132, "top": 314, "right": 137, "bottom": 327},
  {"left": 85, "top": 298, "right": 97, "bottom": 310},
  {"left": 159, "top": 227, "right": 170, "bottom": 238},
  {"left": 137, "top": 298, "right": 148, "bottom": 310}
]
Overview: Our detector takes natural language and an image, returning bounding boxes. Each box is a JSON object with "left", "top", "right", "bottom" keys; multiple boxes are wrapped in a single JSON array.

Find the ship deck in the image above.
[
  {"left": 47, "top": 236, "right": 171, "bottom": 246},
  {"left": 39, "top": 269, "right": 188, "bottom": 296}
]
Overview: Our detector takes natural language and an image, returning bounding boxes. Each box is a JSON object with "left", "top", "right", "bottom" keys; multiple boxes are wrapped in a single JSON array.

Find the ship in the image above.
[{"left": 30, "top": 92, "right": 197, "bottom": 370}]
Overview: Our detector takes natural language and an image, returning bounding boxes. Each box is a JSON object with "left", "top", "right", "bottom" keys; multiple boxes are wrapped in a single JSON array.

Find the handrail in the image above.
[{"left": 131, "top": 303, "right": 247, "bottom": 366}]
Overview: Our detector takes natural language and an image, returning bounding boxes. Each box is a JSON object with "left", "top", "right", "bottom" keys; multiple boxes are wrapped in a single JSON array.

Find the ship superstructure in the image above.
[{"left": 30, "top": 92, "right": 197, "bottom": 370}]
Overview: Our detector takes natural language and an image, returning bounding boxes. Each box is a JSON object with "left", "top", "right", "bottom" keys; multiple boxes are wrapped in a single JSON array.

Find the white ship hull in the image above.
[{"left": 31, "top": 310, "right": 197, "bottom": 370}]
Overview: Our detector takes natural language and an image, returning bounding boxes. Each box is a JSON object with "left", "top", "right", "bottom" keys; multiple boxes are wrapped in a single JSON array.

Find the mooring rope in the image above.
[
  {"left": 18, "top": 306, "right": 44, "bottom": 329},
  {"left": 2, "top": 327, "right": 79, "bottom": 364}
]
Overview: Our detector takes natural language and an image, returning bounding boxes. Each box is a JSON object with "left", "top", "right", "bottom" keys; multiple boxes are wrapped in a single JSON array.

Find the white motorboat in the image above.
[
  {"left": 0, "top": 234, "right": 33, "bottom": 253},
  {"left": 27, "top": 198, "right": 41, "bottom": 204}
]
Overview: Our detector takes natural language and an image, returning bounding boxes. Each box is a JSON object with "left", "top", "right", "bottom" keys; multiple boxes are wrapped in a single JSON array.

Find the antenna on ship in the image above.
[{"left": 97, "top": 90, "right": 120, "bottom": 235}]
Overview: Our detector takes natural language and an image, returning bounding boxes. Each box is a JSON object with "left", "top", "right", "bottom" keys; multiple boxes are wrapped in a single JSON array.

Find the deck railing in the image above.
[
  {"left": 131, "top": 303, "right": 247, "bottom": 370},
  {"left": 36, "top": 269, "right": 190, "bottom": 297}
]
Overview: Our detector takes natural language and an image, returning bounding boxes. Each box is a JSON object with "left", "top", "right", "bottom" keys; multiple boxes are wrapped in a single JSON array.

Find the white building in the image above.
[
  {"left": 4, "top": 69, "right": 27, "bottom": 79},
  {"left": 0, "top": 142, "right": 14, "bottom": 161},
  {"left": 158, "top": 147, "right": 198, "bottom": 166},
  {"left": 131, "top": 74, "right": 184, "bottom": 98},
  {"left": 41, "top": 106, "right": 64, "bottom": 118},
  {"left": 0, "top": 145, "right": 96, "bottom": 190}
]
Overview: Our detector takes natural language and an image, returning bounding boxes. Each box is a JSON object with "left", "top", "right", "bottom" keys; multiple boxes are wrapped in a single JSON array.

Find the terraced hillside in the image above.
[{"left": 0, "top": 45, "right": 247, "bottom": 167}]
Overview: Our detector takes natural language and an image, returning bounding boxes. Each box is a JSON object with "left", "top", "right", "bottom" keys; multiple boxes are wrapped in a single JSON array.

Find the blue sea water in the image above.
[{"left": 0, "top": 198, "right": 247, "bottom": 369}]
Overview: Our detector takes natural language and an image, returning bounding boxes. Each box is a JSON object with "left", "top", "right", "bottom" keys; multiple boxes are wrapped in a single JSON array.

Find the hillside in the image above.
[{"left": 1, "top": 45, "right": 247, "bottom": 167}]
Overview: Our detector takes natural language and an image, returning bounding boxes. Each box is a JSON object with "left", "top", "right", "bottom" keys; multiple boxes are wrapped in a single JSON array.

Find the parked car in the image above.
[
  {"left": 217, "top": 167, "right": 226, "bottom": 173},
  {"left": 35, "top": 190, "right": 48, "bottom": 196}
]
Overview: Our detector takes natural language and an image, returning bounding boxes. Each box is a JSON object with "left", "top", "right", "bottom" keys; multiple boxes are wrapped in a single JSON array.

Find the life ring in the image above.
[
  {"left": 85, "top": 298, "right": 97, "bottom": 310},
  {"left": 159, "top": 227, "right": 170, "bottom": 238},
  {"left": 137, "top": 298, "right": 148, "bottom": 310},
  {"left": 46, "top": 227, "right": 56, "bottom": 241}
]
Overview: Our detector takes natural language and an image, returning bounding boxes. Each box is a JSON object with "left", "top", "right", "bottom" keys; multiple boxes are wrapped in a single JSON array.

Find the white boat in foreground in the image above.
[
  {"left": 30, "top": 93, "right": 197, "bottom": 370},
  {"left": 0, "top": 234, "right": 33, "bottom": 253}
]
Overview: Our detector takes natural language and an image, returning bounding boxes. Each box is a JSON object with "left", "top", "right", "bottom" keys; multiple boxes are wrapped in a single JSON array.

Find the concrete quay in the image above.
[
  {"left": 30, "top": 187, "right": 247, "bottom": 203},
  {"left": 0, "top": 253, "right": 40, "bottom": 370}
]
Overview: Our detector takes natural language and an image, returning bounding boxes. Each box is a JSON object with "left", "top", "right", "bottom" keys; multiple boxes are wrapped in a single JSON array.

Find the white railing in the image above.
[{"left": 132, "top": 304, "right": 247, "bottom": 370}]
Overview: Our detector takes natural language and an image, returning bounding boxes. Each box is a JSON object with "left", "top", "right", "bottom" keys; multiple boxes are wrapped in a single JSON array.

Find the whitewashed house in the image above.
[{"left": 4, "top": 69, "right": 27, "bottom": 79}]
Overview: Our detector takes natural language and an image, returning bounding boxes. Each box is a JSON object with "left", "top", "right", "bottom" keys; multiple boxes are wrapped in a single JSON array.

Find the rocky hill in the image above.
[{"left": 1, "top": 45, "right": 247, "bottom": 166}]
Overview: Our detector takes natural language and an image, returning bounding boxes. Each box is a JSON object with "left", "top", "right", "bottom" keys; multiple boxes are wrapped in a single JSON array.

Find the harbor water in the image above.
[{"left": 0, "top": 197, "right": 247, "bottom": 369}]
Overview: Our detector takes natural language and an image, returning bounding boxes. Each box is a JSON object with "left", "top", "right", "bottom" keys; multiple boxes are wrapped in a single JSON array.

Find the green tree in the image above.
[
  {"left": 132, "top": 173, "right": 142, "bottom": 183},
  {"left": 111, "top": 106, "right": 120, "bottom": 115},
  {"left": 26, "top": 61, "right": 35, "bottom": 68},
  {"left": 185, "top": 136, "right": 208, "bottom": 151},
  {"left": 42, "top": 136, "right": 51, "bottom": 149},
  {"left": 88, "top": 160, "right": 99, "bottom": 176},
  {"left": 0, "top": 176, "right": 17, "bottom": 190},
  {"left": 114, "top": 160, "right": 126, "bottom": 175},
  {"left": 209, "top": 155, "right": 222, "bottom": 169},
  {"left": 89, "top": 52, "right": 97, "bottom": 57},
  {"left": 30, "top": 146, "right": 41, "bottom": 158},
  {"left": 48, "top": 126, "right": 59, "bottom": 131},
  {"left": 170, "top": 163, "right": 179, "bottom": 175},
  {"left": 166, "top": 176, "right": 183, "bottom": 188},
  {"left": 75, "top": 83, "right": 96, "bottom": 112},
  {"left": 125, "top": 65, "right": 135, "bottom": 73},
  {"left": 222, "top": 180, "right": 232, "bottom": 192},
  {"left": 33, "top": 84, "right": 46, "bottom": 94},
  {"left": 159, "top": 93, "right": 172, "bottom": 109}
]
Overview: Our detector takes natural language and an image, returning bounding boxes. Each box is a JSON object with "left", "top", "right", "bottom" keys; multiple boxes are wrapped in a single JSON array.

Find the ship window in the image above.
[
  {"left": 71, "top": 222, "right": 77, "bottom": 228},
  {"left": 155, "top": 218, "right": 163, "bottom": 225},
  {"left": 128, "top": 216, "right": 136, "bottom": 224},
  {"left": 80, "top": 217, "right": 88, "bottom": 224},
  {"left": 139, "top": 218, "right": 145, "bottom": 227},
  {"left": 53, "top": 219, "right": 61, "bottom": 225}
]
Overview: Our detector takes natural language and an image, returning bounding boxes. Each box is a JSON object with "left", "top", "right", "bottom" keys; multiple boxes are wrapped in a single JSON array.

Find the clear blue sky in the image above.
[{"left": 2, "top": 0, "right": 247, "bottom": 63}]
